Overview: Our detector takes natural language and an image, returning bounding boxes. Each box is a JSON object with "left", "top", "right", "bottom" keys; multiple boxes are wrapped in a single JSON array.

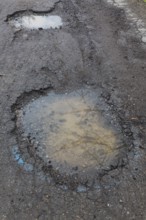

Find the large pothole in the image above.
[{"left": 14, "top": 88, "right": 127, "bottom": 188}]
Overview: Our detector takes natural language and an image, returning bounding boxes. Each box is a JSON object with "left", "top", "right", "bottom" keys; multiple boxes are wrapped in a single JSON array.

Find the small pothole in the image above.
[
  {"left": 14, "top": 88, "right": 127, "bottom": 188},
  {"left": 8, "top": 13, "right": 63, "bottom": 30}
]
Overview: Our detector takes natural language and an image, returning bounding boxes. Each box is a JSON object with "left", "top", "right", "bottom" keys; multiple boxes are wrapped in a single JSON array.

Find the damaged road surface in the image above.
[{"left": 1, "top": 0, "right": 146, "bottom": 219}]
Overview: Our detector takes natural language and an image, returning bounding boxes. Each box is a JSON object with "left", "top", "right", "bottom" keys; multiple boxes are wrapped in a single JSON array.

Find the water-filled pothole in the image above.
[
  {"left": 16, "top": 88, "right": 125, "bottom": 187},
  {"left": 9, "top": 13, "right": 63, "bottom": 30}
]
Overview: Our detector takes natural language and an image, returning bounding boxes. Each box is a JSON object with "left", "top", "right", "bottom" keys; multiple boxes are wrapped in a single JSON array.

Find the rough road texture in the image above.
[{"left": 1, "top": 0, "right": 146, "bottom": 219}]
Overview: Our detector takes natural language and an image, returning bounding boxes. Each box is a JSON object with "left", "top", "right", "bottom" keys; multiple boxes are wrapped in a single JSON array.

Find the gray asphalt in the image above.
[{"left": 0, "top": 0, "right": 146, "bottom": 219}]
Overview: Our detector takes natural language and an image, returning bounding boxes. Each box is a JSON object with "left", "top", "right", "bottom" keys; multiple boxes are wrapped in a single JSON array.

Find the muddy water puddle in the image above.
[
  {"left": 16, "top": 89, "right": 124, "bottom": 182},
  {"left": 9, "top": 14, "right": 63, "bottom": 30}
]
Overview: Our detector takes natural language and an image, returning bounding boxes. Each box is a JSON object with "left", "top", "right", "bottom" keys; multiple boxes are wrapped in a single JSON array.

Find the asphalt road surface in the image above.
[{"left": 0, "top": 0, "right": 146, "bottom": 219}]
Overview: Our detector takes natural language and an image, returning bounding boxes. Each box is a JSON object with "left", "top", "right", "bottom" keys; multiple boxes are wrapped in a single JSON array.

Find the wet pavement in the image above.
[
  {"left": 16, "top": 88, "right": 124, "bottom": 188},
  {"left": 0, "top": 0, "right": 146, "bottom": 219},
  {"left": 8, "top": 13, "right": 63, "bottom": 30}
]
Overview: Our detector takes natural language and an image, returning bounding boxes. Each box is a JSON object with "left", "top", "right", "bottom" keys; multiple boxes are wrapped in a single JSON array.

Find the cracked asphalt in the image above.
[{"left": 0, "top": 0, "right": 146, "bottom": 219}]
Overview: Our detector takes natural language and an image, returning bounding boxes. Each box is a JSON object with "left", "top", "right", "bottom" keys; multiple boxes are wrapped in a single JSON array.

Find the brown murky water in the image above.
[{"left": 17, "top": 89, "right": 123, "bottom": 176}]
